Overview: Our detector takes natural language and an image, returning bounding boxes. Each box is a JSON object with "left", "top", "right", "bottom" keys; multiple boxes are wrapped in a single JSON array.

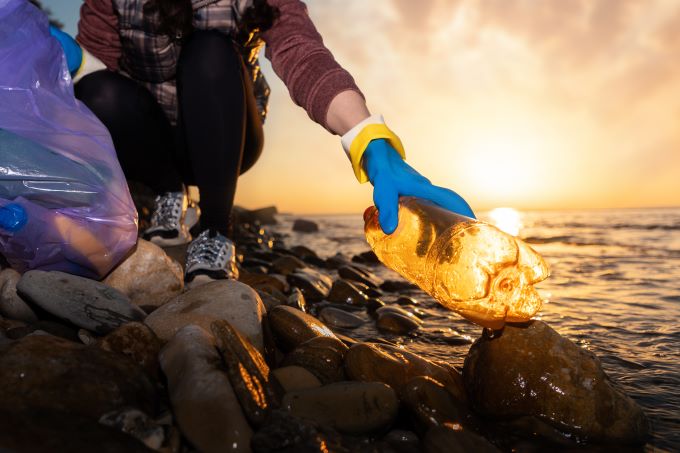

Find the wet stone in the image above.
[
  {"left": 319, "top": 307, "right": 366, "bottom": 329},
  {"left": 286, "top": 287, "right": 307, "bottom": 312},
  {"left": 0, "top": 335, "right": 157, "bottom": 419},
  {"left": 376, "top": 311, "right": 421, "bottom": 335},
  {"left": 159, "top": 325, "right": 252, "bottom": 452},
  {"left": 271, "top": 255, "right": 306, "bottom": 275},
  {"left": 344, "top": 342, "right": 460, "bottom": 395},
  {"left": 463, "top": 321, "right": 649, "bottom": 444},
  {"left": 424, "top": 424, "right": 501, "bottom": 453},
  {"left": 380, "top": 279, "right": 418, "bottom": 292},
  {"left": 286, "top": 268, "right": 332, "bottom": 302},
  {"left": 272, "top": 365, "right": 322, "bottom": 392},
  {"left": 282, "top": 336, "right": 348, "bottom": 384},
  {"left": 211, "top": 320, "right": 283, "bottom": 427},
  {"left": 338, "top": 265, "right": 382, "bottom": 289},
  {"left": 103, "top": 239, "right": 183, "bottom": 312},
  {"left": 292, "top": 218, "right": 319, "bottom": 233},
  {"left": 281, "top": 381, "right": 399, "bottom": 435},
  {"left": 98, "top": 322, "right": 162, "bottom": 381},
  {"left": 395, "top": 296, "right": 420, "bottom": 306},
  {"left": 382, "top": 429, "right": 422, "bottom": 453},
  {"left": 6, "top": 319, "right": 79, "bottom": 342},
  {"left": 0, "top": 268, "right": 37, "bottom": 322},
  {"left": 239, "top": 271, "right": 290, "bottom": 294},
  {"left": 251, "top": 410, "right": 345, "bottom": 453},
  {"left": 351, "top": 250, "right": 381, "bottom": 265},
  {"left": 99, "top": 408, "right": 165, "bottom": 450},
  {"left": 325, "top": 252, "right": 353, "bottom": 270},
  {"left": 17, "top": 270, "right": 146, "bottom": 335},
  {"left": 144, "top": 279, "right": 265, "bottom": 352},
  {"left": 327, "top": 279, "right": 368, "bottom": 306},
  {"left": 366, "top": 298, "right": 386, "bottom": 317},
  {"left": 268, "top": 305, "right": 339, "bottom": 352}
]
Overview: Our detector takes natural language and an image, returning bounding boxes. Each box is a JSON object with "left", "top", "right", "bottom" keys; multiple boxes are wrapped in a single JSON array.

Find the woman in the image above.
[{"left": 54, "top": 0, "right": 474, "bottom": 287}]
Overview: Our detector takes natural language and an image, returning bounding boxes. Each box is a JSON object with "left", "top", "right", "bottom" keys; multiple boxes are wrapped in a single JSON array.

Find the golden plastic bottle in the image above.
[{"left": 364, "top": 197, "right": 550, "bottom": 329}]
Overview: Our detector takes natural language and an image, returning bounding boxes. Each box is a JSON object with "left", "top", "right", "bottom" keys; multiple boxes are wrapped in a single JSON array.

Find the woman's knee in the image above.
[
  {"left": 178, "top": 30, "right": 243, "bottom": 84},
  {"left": 74, "top": 71, "right": 140, "bottom": 119}
]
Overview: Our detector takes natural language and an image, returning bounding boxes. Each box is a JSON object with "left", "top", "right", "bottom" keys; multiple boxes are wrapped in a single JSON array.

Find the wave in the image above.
[{"left": 536, "top": 222, "right": 680, "bottom": 231}]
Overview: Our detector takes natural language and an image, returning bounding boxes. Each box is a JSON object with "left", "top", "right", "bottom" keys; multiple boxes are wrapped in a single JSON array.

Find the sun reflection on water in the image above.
[{"left": 487, "top": 207, "right": 523, "bottom": 236}]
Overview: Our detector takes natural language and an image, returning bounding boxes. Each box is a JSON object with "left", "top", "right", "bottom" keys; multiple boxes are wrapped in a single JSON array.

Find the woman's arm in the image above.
[{"left": 262, "top": 0, "right": 368, "bottom": 134}]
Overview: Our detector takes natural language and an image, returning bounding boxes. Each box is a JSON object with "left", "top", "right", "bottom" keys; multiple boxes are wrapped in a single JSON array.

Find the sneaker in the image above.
[
  {"left": 143, "top": 190, "right": 192, "bottom": 246},
  {"left": 185, "top": 229, "right": 239, "bottom": 287}
]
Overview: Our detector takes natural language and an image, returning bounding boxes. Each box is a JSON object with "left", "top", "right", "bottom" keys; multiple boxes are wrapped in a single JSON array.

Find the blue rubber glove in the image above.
[
  {"left": 363, "top": 139, "right": 475, "bottom": 234},
  {"left": 49, "top": 25, "right": 83, "bottom": 76}
]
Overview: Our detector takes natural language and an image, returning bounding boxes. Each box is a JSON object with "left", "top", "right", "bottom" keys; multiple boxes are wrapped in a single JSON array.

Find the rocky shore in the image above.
[{"left": 0, "top": 204, "right": 649, "bottom": 452}]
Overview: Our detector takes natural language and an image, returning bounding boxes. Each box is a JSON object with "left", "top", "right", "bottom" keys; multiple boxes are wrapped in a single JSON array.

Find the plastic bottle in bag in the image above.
[{"left": 364, "top": 197, "right": 550, "bottom": 329}]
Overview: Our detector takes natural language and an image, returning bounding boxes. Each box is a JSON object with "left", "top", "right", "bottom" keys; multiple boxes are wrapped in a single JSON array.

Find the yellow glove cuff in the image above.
[{"left": 348, "top": 124, "right": 406, "bottom": 183}]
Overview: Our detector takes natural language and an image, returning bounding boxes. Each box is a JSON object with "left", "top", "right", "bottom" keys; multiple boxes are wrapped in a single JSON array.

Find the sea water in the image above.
[{"left": 274, "top": 207, "right": 680, "bottom": 451}]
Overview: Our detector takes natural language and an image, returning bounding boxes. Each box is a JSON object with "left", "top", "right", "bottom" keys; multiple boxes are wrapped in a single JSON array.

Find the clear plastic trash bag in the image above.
[{"left": 0, "top": 0, "right": 138, "bottom": 279}]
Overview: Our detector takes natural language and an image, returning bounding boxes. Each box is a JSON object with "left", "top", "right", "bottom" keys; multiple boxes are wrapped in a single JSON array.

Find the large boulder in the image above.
[
  {"left": 103, "top": 239, "right": 183, "bottom": 311},
  {"left": 144, "top": 280, "right": 265, "bottom": 352},
  {"left": 463, "top": 321, "right": 649, "bottom": 444}
]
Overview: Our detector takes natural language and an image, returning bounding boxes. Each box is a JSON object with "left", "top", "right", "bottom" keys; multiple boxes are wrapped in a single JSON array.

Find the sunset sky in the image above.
[{"left": 43, "top": 0, "right": 680, "bottom": 213}]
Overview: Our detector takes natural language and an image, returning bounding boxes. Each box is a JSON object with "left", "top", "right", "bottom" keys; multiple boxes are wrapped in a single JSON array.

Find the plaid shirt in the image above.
[{"left": 113, "top": 0, "right": 269, "bottom": 125}]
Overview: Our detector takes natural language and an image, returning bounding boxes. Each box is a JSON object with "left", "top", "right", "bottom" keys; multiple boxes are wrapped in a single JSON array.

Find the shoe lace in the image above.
[{"left": 151, "top": 193, "right": 183, "bottom": 227}]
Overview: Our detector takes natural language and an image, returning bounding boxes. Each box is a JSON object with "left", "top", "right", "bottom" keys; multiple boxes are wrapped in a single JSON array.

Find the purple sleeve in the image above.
[{"left": 262, "top": 0, "right": 364, "bottom": 131}]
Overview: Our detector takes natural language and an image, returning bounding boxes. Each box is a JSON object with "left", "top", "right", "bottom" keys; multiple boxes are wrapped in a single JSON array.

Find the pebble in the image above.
[
  {"left": 6, "top": 320, "right": 79, "bottom": 342},
  {"left": 424, "top": 424, "right": 501, "bottom": 453},
  {"left": 17, "top": 270, "right": 146, "bottom": 334},
  {"left": 319, "top": 307, "right": 366, "bottom": 329},
  {"left": 282, "top": 336, "right": 348, "bottom": 384},
  {"left": 292, "top": 218, "right": 319, "bottom": 233},
  {"left": 286, "top": 287, "right": 307, "bottom": 312},
  {"left": 144, "top": 279, "right": 266, "bottom": 352},
  {"left": 0, "top": 335, "right": 157, "bottom": 419},
  {"left": 380, "top": 279, "right": 418, "bottom": 292},
  {"left": 395, "top": 296, "right": 420, "bottom": 306},
  {"left": 281, "top": 381, "right": 399, "bottom": 435},
  {"left": 239, "top": 271, "right": 289, "bottom": 294},
  {"left": 211, "top": 320, "right": 283, "bottom": 426},
  {"left": 272, "top": 366, "right": 322, "bottom": 392},
  {"left": 463, "top": 320, "right": 649, "bottom": 444},
  {"left": 268, "top": 305, "right": 339, "bottom": 352},
  {"left": 338, "top": 265, "right": 382, "bottom": 288},
  {"left": 271, "top": 255, "right": 306, "bottom": 275},
  {"left": 159, "top": 325, "right": 252, "bottom": 452},
  {"left": 0, "top": 268, "right": 37, "bottom": 322},
  {"left": 103, "top": 239, "right": 183, "bottom": 311},
  {"left": 99, "top": 408, "right": 165, "bottom": 450},
  {"left": 376, "top": 311, "right": 421, "bottom": 334},
  {"left": 351, "top": 250, "right": 381, "bottom": 265},
  {"left": 366, "top": 297, "right": 386, "bottom": 316},
  {"left": 286, "top": 268, "right": 332, "bottom": 302},
  {"left": 98, "top": 322, "right": 162, "bottom": 381},
  {"left": 327, "top": 279, "right": 368, "bottom": 306},
  {"left": 344, "top": 342, "right": 461, "bottom": 395},
  {"left": 401, "top": 376, "right": 478, "bottom": 431},
  {"left": 251, "top": 410, "right": 345, "bottom": 453}
]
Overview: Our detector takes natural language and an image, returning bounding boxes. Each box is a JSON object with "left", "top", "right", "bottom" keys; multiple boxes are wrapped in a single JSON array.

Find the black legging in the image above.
[{"left": 75, "top": 30, "right": 263, "bottom": 236}]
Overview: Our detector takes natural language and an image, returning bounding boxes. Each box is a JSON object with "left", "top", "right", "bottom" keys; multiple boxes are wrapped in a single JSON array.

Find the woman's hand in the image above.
[{"left": 363, "top": 138, "right": 475, "bottom": 234}]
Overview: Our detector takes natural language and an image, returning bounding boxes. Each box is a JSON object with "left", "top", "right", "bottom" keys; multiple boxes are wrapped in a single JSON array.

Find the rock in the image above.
[
  {"left": 271, "top": 255, "right": 306, "bottom": 275},
  {"left": 338, "top": 265, "right": 382, "bottom": 289},
  {"left": 289, "top": 245, "right": 326, "bottom": 267},
  {"left": 344, "top": 342, "right": 460, "bottom": 395},
  {"left": 144, "top": 279, "right": 266, "bottom": 352},
  {"left": 366, "top": 297, "right": 386, "bottom": 316},
  {"left": 239, "top": 271, "right": 290, "bottom": 293},
  {"left": 382, "top": 429, "right": 422, "bottom": 453},
  {"left": 352, "top": 250, "right": 381, "bottom": 265},
  {"left": 211, "top": 320, "right": 283, "bottom": 426},
  {"left": 0, "top": 335, "right": 157, "bottom": 419},
  {"left": 17, "top": 270, "right": 146, "bottom": 334},
  {"left": 0, "top": 268, "right": 37, "bottom": 322},
  {"left": 99, "top": 408, "right": 165, "bottom": 450},
  {"left": 256, "top": 288, "right": 284, "bottom": 312},
  {"left": 319, "top": 307, "right": 366, "bottom": 329},
  {"left": 268, "top": 305, "right": 339, "bottom": 352},
  {"left": 103, "top": 239, "right": 183, "bottom": 311},
  {"left": 380, "top": 279, "right": 418, "bottom": 292},
  {"left": 0, "top": 409, "right": 155, "bottom": 452},
  {"left": 424, "top": 425, "right": 500, "bottom": 453},
  {"left": 281, "top": 381, "right": 399, "bottom": 435},
  {"left": 327, "top": 279, "right": 369, "bottom": 306},
  {"left": 286, "top": 268, "right": 332, "bottom": 302},
  {"left": 395, "top": 296, "right": 420, "bottom": 306},
  {"left": 463, "top": 321, "right": 649, "bottom": 444},
  {"left": 251, "top": 410, "right": 345, "bottom": 453},
  {"left": 98, "top": 322, "right": 162, "bottom": 381},
  {"left": 325, "top": 252, "right": 353, "bottom": 270},
  {"left": 376, "top": 311, "right": 421, "bottom": 335},
  {"left": 286, "top": 287, "right": 307, "bottom": 312},
  {"left": 160, "top": 325, "right": 252, "bottom": 452},
  {"left": 282, "top": 336, "right": 348, "bottom": 384},
  {"left": 401, "top": 376, "right": 478, "bottom": 432},
  {"left": 6, "top": 319, "right": 79, "bottom": 342},
  {"left": 272, "top": 366, "right": 322, "bottom": 392},
  {"left": 292, "top": 218, "right": 319, "bottom": 233}
]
